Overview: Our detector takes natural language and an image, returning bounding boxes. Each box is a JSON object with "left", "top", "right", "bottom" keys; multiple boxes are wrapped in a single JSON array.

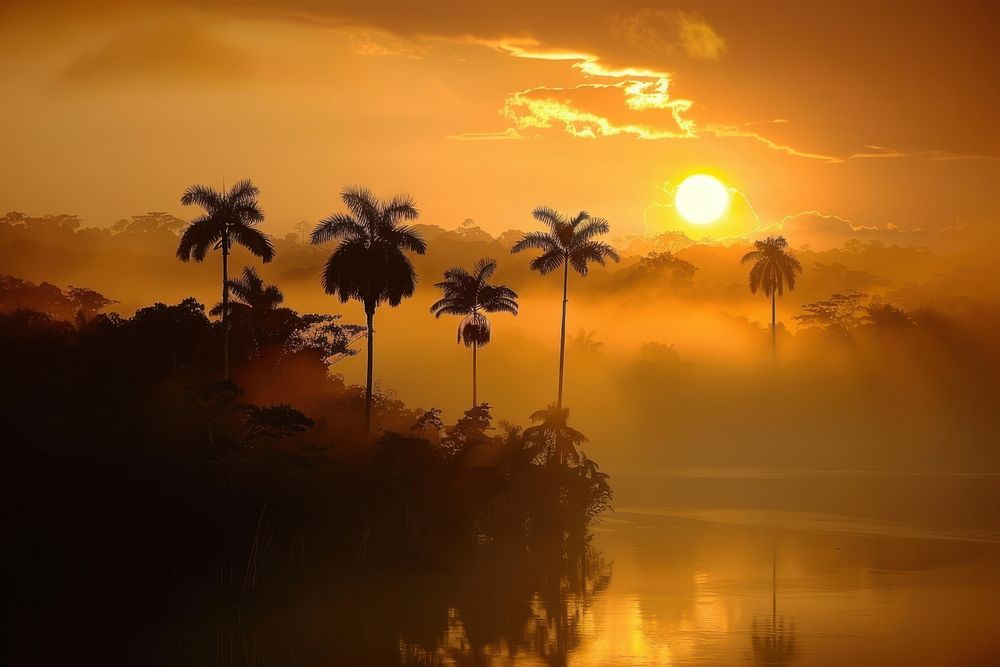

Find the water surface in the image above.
[{"left": 169, "top": 469, "right": 1000, "bottom": 665}]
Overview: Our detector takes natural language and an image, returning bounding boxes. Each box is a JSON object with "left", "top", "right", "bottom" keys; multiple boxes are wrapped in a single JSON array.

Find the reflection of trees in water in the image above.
[
  {"left": 401, "top": 544, "right": 613, "bottom": 666},
  {"left": 751, "top": 615, "right": 797, "bottom": 666},
  {"left": 750, "top": 542, "right": 797, "bottom": 666}
]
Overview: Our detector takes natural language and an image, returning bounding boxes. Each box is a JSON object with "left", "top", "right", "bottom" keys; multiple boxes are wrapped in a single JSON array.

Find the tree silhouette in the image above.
[
  {"left": 740, "top": 236, "right": 802, "bottom": 357},
  {"left": 864, "top": 302, "right": 913, "bottom": 331},
  {"left": 522, "top": 403, "right": 587, "bottom": 468},
  {"left": 311, "top": 186, "right": 427, "bottom": 437},
  {"left": 430, "top": 258, "right": 518, "bottom": 408},
  {"left": 511, "top": 208, "right": 619, "bottom": 407},
  {"left": 209, "top": 266, "right": 284, "bottom": 356},
  {"left": 577, "top": 453, "right": 613, "bottom": 524},
  {"left": 177, "top": 179, "right": 274, "bottom": 379}
]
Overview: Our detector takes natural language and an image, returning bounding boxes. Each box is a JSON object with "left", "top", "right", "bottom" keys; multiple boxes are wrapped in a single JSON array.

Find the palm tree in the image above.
[
  {"left": 523, "top": 403, "right": 587, "bottom": 468},
  {"left": 430, "top": 258, "right": 518, "bottom": 409},
  {"left": 177, "top": 179, "right": 274, "bottom": 379},
  {"left": 209, "top": 266, "right": 284, "bottom": 356},
  {"left": 311, "top": 186, "right": 427, "bottom": 437},
  {"left": 741, "top": 236, "right": 802, "bottom": 357},
  {"left": 511, "top": 208, "right": 619, "bottom": 408}
]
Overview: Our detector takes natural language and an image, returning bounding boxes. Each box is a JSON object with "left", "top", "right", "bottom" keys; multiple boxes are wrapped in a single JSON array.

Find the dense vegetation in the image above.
[
  {"left": 2, "top": 290, "right": 613, "bottom": 659},
  {"left": 2, "top": 188, "right": 619, "bottom": 663}
]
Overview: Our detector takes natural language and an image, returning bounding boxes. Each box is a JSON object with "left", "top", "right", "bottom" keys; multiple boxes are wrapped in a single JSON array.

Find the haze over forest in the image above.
[{"left": 5, "top": 209, "right": 998, "bottom": 495}]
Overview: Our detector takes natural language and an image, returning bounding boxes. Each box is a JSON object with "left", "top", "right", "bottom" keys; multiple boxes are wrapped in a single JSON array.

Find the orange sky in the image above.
[{"left": 1, "top": 1, "right": 997, "bottom": 243}]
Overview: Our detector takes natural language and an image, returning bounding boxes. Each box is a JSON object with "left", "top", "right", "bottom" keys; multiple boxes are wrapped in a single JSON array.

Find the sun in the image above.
[{"left": 674, "top": 174, "right": 730, "bottom": 225}]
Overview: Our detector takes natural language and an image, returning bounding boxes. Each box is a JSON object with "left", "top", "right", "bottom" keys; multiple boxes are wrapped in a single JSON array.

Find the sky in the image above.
[{"left": 1, "top": 1, "right": 997, "bottom": 243}]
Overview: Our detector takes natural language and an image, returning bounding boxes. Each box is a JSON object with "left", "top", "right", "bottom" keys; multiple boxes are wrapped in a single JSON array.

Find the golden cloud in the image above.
[
  {"left": 612, "top": 9, "right": 726, "bottom": 60},
  {"left": 447, "top": 128, "right": 531, "bottom": 141},
  {"left": 53, "top": 20, "right": 254, "bottom": 88},
  {"left": 502, "top": 82, "right": 694, "bottom": 140}
]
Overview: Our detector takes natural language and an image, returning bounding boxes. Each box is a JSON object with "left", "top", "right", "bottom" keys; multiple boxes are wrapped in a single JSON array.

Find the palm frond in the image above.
[
  {"left": 382, "top": 194, "right": 420, "bottom": 223},
  {"left": 529, "top": 248, "right": 566, "bottom": 275},
  {"left": 209, "top": 301, "right": 251, "bottom": 319},
  {"left": 227, "top": 179, "right": 260, "bottom": 203},
  {"left": 511, "top": 231, "right": 558, "bottom": 254},
  {"left": 384, "top": 224, "right": 427, "bottom": 254},
  {"left": 568, "top": 210, "right": 590, "bottom": 228},
  {"left": 439, "top": 266, "right": 472, "bottom": 283},
  {"left": 531, "top": 206, "right": 564, "bottom": 231},
  {"left": 748, "top": 260, "right": 765, "bottom": 294},
  {"left": 228, "top": 223, "right": 275, "bottom": 262},
  {"left": 574, "top": 217, "right": 610, "bottom": 242},
  {"left": 232, "top": 202, "right": 265, "bottom": 225},
  {"left": 180, "top": 184, "right": 222, "bottom": 210},
  {"left": 569, "top": 241, "right": 619, "bottom": 276},
  {"left": 429, "top": 299, "right": 469, "bottom": 318},
  {"left": 176, "top": 217, "right": 220, "bottom": 262},
  {"left": 340, "top": 186, "right": 379, "bottom": 226},
  {"left": 472, "top": 257, "right": 497, "bottom": 283},
  {"left": 312, "top": 213, "right": 365, "bottom": 244}
]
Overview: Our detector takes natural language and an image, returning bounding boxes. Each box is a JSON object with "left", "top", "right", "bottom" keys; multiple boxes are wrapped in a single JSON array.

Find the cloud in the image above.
[
  {"left": 768, "top": 210, "right": 956, "bottom": 249},
  {"left": 502, "top": 82, "right": 694, "bottom": 140},
  {"left": 699, "top": 132, "right": 1000, "bottom": 165},
  {"left": 704, "top": 123, "right": 841, "bottom": 162},
  {"left": 847, "top": 145, "right": 1000, "bottom": 162},
  {"left": 612, "top": 9, "right": 726, "bottom": 60},
  {"left": 11, "top": 0, "right": 998, "bottom": 164},
  {"left": 447, "top": 128, "right": 530, "bottom": 141},
  {"left": 348, "top": 31, "right": 422, "bottom": 58},
  {"left": 53, "top": 20, "right": 254, "bottom": 88}
]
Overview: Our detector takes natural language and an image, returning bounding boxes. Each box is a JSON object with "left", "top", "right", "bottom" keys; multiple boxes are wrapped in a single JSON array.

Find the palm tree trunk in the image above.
[
  {"left": 365, "top": 307, "right": 375, "bottom": 438},
  {"left": 771, "top": 291, "right": 777, "bottom": 360},
  {"left": 472, "top": 341, "right": 478, "bottom": 409},
  {"left": 557, "top": 258, "right": 569, "bottom": 408},
  {"left": 222, "top": 228, "right": 230, "bottom": 380}
]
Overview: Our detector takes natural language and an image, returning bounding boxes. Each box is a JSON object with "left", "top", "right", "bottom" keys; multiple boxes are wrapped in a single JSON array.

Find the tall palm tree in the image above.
[
  {"left": 741, "top": 236, "right": 802, "bottom": 357},
  {"left": 177, "top": 179, "right": 274, "bottom": 380},
  {"left": 209, "top": 266, "right": 284, "bottom": 355},
  {"left": 430, "top": 258, "right": 518, "bottom": 409},
  {"left": 311, "top": 186, "right": 427, "bottom": 437},
  {"left": 511, "top": 207, "right": 619, "bottom": 408}
]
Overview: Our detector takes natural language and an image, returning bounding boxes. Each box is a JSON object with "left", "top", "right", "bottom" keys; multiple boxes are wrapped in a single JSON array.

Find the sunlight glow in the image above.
[{"left": 675, "top": 174, "right": 730, "bottom": 225}]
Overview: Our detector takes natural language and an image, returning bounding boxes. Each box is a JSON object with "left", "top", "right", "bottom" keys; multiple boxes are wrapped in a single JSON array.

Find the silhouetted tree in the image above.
[
  {"left": 311, "top": 186, "right": 427, "bottom": 437},
  {"left": 795, "top": 289, "right": 867, "bottom": 335},
  {"left": 210, "top": 266, "right": 284, "bottom": 357},
  {"left": 111, "top": 211, "right": 187, "bottom": 235},
  {"left": 0, "top": 275, "right": 115, "bottom": 322},
  {"left": 184, "top": 380, "right": 313, "bottom": 467},
  {"left": 522, "top": 403, "right": 587, "bottom": 468},
  {"left": 430, "top": 258, "right": 518, "bottom": 408},
  {"left": 177, "top": 180, "right": 275, "bottom": 379},
  {"left": 609, "top": 251, "right": 697, "bottom": 294},
  {"left": 294, "top": 220, "right": 312, "bottom": 243},
  {"left": 441, "top": 403, "right": 494, "bottom": 458},
  {"left": 511, "top": 208, "right": 619, "bottom": 407},
  {"left": 577, "top": 453, "right": 613, "bottom": 524},
  {"left": 864, "top": 302, "right": 913, "bottom": 331},
  {"left": 740, "top": 236, "right": 802, "bottom": 357}
]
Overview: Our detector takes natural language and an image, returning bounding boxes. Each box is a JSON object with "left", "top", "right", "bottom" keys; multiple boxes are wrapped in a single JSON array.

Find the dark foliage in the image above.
[
  {"left": 2, "top": 293, "right": 611, "bottom": 664},
  {"left": 0, "top": 273, "right": 116, "bottom": 321}
]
